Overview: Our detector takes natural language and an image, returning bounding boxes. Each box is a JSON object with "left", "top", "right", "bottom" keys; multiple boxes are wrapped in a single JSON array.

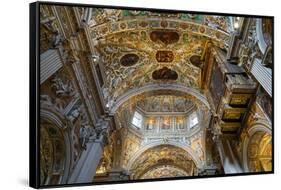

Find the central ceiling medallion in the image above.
[
  {"left": 150, "top": 30, "right": 180, "bottom": 45},
  {"left": 156, "top": 51, "right": 174, "bottom": 62},
  {"left": 189, "top": 55, "right": 202, "bottom": 67},
  {"left": 152, "top": 67, "right": 178, "bottom": 80},
  {"left": 120, "top": 53, "right": 139, "bottom": 66}
]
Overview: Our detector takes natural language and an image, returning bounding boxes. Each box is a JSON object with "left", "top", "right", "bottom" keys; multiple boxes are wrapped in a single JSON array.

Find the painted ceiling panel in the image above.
[{"left": 87, "top": 9, "right": 231, "bottom": 105}]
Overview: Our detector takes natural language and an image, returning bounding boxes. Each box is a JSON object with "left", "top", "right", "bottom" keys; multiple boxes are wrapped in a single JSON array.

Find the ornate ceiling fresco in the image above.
[
  {"left": 247, "top": 132, "right": 272, "bottom": 172},
  {"left": 118, "top": 125, "right": 206, "bottom": 171},
  {"left": 114, "top": 91, "right": 210, "bottom": 131},
  {"left": 109, "top": 91, "right": 208, "bottom": 178},
  {"left": 140, "top": 165, "right": 189, "bottom": 179},
  {"left": 136, "top": 95, "right": 195, "bottom": 113},
  {"left": 129, "top": 145, "right": 196, "bottom": 179},
  {"left": 89, "top": 9, "right": 233, "bottom": 34},
  {"left": 86, "top": 8, "right": 232, "bottom": 105},
  {"left": 97, "top": 30, "right": 206, "bottom": 102}
]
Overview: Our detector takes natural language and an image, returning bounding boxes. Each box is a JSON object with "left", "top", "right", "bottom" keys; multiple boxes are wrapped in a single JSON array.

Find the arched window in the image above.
[
  {"left": 132, "top": 111, "right": 143, "bottom": 129},
  {"left": 189, "top": 112, "right": 198, "bottom": 129}
]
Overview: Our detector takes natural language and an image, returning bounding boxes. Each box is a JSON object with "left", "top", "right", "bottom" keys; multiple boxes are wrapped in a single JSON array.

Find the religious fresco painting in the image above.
[
  {"left": 152, "top": 67, "right": 178, "bottom": 80},
  {"left": 120, "top": 53, "right": 140, "bottom": 67},
  {"left": 150, "top": 30, "right": 180, "bottom": 45},
  {"left": 30, "top": 1, "right": 274, "bottom": 188}
]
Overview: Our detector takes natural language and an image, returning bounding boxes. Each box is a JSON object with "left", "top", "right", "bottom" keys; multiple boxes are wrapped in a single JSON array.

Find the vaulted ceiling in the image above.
[
  {"left": 129, "top": 145, "right": 196, "bottom": 179},
  {"left": 136, "top": 95, "right": 195, "bottom": 113},
  {"left": 86, "top": 9, "right": 236, "bottom": 179},
  {"left": 88, "top": 8, "right": 233, "bottom": 105}
]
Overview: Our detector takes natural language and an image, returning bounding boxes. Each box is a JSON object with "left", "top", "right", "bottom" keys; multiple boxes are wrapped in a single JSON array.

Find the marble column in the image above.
[
  {"left": 215, "top": 138, "right": 243, "bottom": 174},
  {"left": 68, "top": 131, "right": 107, "bottom": 184}
]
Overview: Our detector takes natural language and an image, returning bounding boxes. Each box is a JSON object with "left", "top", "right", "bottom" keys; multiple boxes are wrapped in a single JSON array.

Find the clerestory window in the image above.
[
  {"left": 132, "top": 111, "right": 143, "bottom": 129},
  {"left": 189, "top": 112, "right": 198, "bottom": 129}
]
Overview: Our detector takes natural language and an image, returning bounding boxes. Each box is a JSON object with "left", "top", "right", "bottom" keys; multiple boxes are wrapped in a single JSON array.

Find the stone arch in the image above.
[
  {"left": 140, "top": 164, "right": 190, "bottom": 179},
  {"left": 40, "top": 109, "right": 72, "bottom": 185},
  {"left": 110, "top": 83, "right": 210, "bottom": 114},
  {"left": 127, "top": 143, "right": 201, "bottom": 179},
  {"left": 127, "top": 141, "right": 204, "bottom": 172},
  {"left": 242, "top": 123, "right": 272, "bottom": 172},
  {"left": 90, "top": 18, "right": 229, "bottom": 44}
]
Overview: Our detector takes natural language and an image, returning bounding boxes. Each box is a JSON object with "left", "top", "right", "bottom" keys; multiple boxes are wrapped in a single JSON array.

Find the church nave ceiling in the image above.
[
  {"left": 140, "top": 165, "right": 189, "bottom": 179},
  {"left": 113, "top": 92, "right": 208, "bottom": 176},
  {"left": 128, "top": 145, "right": 197, "bottom": 179},
  {"left": 96, "top": 30, "right": 206, "bottom": 102},
  {"left": 87, "top": 9, "right": 232, "bottom": 106}
]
